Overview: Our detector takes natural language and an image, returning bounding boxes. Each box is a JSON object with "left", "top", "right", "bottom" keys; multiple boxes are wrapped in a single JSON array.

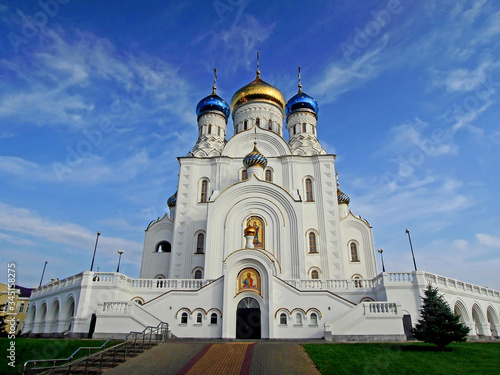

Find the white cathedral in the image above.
[{"left": 23, "top": 65, "right": 500, "bottom": 341}]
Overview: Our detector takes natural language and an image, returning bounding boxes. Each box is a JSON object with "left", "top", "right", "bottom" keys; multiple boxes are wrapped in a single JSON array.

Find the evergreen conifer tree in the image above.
[{"left": 413, "top": 285, "right": 470, "bottom": 350}]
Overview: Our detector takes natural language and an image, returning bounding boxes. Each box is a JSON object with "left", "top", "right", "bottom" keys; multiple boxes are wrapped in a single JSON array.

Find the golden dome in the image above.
[
  {"left": 230, "top": 72, "right": 286, "bottom": 112},
  {"left": 244, "top": 225, "right": 257, "bottom": 236}
]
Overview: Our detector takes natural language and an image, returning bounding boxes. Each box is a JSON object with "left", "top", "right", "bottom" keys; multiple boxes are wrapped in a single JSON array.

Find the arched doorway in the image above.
[{"left": 236, "top": 297, "right": 261, "bottom": 339}]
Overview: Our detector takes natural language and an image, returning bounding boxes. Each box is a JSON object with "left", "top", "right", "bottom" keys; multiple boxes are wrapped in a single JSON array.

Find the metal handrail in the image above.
[{"left": 22, "top": 321, "right": 169, "bottom": 375}]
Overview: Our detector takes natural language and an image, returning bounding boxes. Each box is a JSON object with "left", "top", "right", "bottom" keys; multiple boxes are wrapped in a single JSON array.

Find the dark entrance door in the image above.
[
  {"left": 236, "top": 297, "right": 261, "bottom": 339},
  {"left": 403, "top": 314, "right": 413, "bottom": 340}
]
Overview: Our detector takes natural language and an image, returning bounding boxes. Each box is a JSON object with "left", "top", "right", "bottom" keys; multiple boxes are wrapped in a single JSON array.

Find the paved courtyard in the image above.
[{"left": 104, "top": 341, "right": 321, "bottom": 375}]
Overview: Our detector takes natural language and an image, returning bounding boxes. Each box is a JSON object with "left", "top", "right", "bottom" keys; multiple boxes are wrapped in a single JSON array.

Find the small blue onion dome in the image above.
[
  {"left": 243, "top": 142, "right": 267, "bottom": 169},
  {"left": 337, "top": 188, "right": 350, "bottom": 205},
  {"left": 167, "top": 192, "right": 177, "bottom": 208},
  {"left": 285, "top": 91, "right": 319, "bottom": 118},
  {"left": 196, "top": 92, "right": 230, "bottom": 119}
]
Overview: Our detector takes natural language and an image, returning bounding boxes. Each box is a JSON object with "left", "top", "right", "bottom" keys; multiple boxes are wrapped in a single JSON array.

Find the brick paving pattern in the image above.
[{"left": 104, "top": 341, "right": 321, "bottom": 375}]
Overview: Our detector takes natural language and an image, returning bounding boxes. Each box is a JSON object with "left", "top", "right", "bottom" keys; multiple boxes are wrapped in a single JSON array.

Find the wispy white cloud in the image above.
[
  {"left": 0, "top": 232, "right": 35, "bottom": 246},
  {"left": 476, "top": 233, "right": 500, "bottom": 248},
  {"left": 194, "top": 15, "right": 275, "bottom": 73},
  {"left": 312, "top": 35, "right": 388, "bottom": 103},
  {"left": 0, "top": 201, "right": 142, "bottom": 257},
  {"left": 0, "top": 27, "right": 194, "bottom": 129}
]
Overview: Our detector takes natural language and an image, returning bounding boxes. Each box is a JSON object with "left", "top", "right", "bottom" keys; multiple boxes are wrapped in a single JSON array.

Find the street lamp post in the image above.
[
  {"left": 39, "top": 261, "right": 48, "bottom": 287},
  {"left": 377, "top": 249, "right": 386, "bottom": 272},
  {"left": 116, "top": 250, "right": 124, "bottom": 273},
  {"left": 405, "top": 229, "right": 418, "bottom": 271},
  {"left": 90, "top": 231, "right": 101, "bottom": 272}
]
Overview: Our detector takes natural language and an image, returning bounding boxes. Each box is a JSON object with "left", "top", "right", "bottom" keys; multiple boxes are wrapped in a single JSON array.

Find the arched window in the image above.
[
  {"left": 268, "top": 120, "right": 272, "bottom": 130},
  {"left": 181, "top": 312, "right": 188, "bottom": 324},
  {"left": 280, "top": 313, "right": 287, "bottom": 325},
  {"left": 293, "top": 125, "right": 297, "bottom": 135},
  {"left": 296, "top": 313, "right": 302, "bottom": 325},
  {"left": 242, "top": 170, "right": 248, "bottom": 181},
  {"left": 256, "top": 118, "right": 260, "bottom": 126},
  {"left": 196, "top": 313, "right": 202, "bottom": 324},
  {"left": 308, "top": 232, "right": 317, "bottom": 253},
  {"left": 265, "top": 169, "right": 272, "bottom": 182},
  {"left": 312, "top": 127, "right": 316, "bottom": 135},
  {"left": 208, "top": 124, "right": 212, "bottom": 134},
  {"left": 302, "top": 123, "right": 307, "bottom": 133},
  {"left": 350, "top": 242, "right": 359, "bottom": 262},
  {"left": 311, "top": 270, "right": 319, "bottom": 279},
  {"left": 196, "top": 234, "right": 204, "bottom": 254},
  {"left": 210, "top": 313, "right": 218, "bottom": 324},
  {"left": 194, "top": 270, "right": 202, "bottom": 279},
  {"left": 244, "top": 120, "right": 248, "bottom": 130},
  {"left": 310, "top": 313, "right": 318, "bottom": 325},
  {"left": 218, "top": 127, "right": 221, "bottom": 136},
  {"left": 305, "top": 178, "right": 314, "bottom": 202},
  {"left": 155, "top": 241, "right": 171, "bottom": 253},
  {"left": 200, "top": 180, "right": 208, "bottom": 202}
]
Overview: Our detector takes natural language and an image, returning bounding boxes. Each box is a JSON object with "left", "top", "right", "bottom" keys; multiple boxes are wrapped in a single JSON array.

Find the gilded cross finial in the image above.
[
  {"left": 256, "top": 51, "right": 261, "bottom": 78},
  {"left": 212, "top": 67, "right": 217, "bottom": 95},
  {"left": 298, "top": 66, "right": 302, "bottom": 93}
]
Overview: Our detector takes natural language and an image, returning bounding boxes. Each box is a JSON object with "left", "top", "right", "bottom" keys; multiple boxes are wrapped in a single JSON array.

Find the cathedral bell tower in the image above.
[
  {"left": 285, "top": 67, "right": 325, "bottom": 155},
  {"left": 191, "top": 68, "right": 230, "bottom": 157}
]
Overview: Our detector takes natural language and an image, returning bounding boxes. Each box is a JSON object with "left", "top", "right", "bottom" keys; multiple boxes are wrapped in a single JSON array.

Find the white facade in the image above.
[{"left": 23, "top": 69, "right": 500, "bottom": 341}]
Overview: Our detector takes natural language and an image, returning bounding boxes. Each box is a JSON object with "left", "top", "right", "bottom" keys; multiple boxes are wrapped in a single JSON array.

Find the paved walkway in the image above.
[{"left": 104, "top": 341, "right": 320, "bottom": 375}]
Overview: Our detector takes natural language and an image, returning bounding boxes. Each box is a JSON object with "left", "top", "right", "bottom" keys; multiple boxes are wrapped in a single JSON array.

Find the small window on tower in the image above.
[
  {"left": 256, "top": 118, "right": 260, "bottom": 126},
  {"left": 242, "top": 170, "right": 248, "bottom": 181},
  {"left": 268, "top": 120, "right": 272, "bottom": 130},
  {"left": 308, "top": 232, "right": 317, "bottom": 253},
  {"left": 351, "top": 242, "right": 359, "bottom": 262},
  {"left": 200, "top": 180, "right": 208, "bottom": 203},
  {"left": 313, "top": 127, "right": 316, "bottom": 135},
  {"left": 244, "top": 120, "right": 248, "bottom": 130},
  {"left": 208, "top": 124, "right": 212, "bottom": 134},
  {"left": 196, "top": 234, "right": 204, "bottom": 254},
  {"left": 293, "top": 125, "right": 297, "bottom": 135},
  {"left": 265, "top": 169, "right": 272, "bottom": 182},
  {"left": 305, "top": 179, "right": 314, "bottom": 202},
  {"left": 218, "top": 127, "right": 221, "bottom": 136},
  {"left": 302, "top": 123, "right": 307, "bottom": 133}
]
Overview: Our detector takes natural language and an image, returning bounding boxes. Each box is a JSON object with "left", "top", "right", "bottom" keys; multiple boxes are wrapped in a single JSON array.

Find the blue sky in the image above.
[{"left": 0, "top": 0, "right": 499, "bottom": 289}]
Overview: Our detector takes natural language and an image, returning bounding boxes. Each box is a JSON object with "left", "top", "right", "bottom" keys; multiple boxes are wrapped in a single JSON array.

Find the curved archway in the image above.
[
  {"left": 487, "top": 306, "right": 499, "bottom": 336},
  {"left": 472, "top": 304, "right": 487, "bottom": 336},
  {"left": 453, "top": 299, "right": 470, "bottom": 324},
  {"left": 46, "top": 299, "right": 60, "bottom": 333},
  {"left": 61, "top": 296, "right": 75, "bottom": 332}
]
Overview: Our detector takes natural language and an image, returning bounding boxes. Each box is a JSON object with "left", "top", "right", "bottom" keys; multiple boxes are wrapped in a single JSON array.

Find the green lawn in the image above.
[
  {"left": 303, "top": 342, "right": 500, "bottom": 375},
  {"left": 0, "top": 337, "right": 115, "bottom": 374}
]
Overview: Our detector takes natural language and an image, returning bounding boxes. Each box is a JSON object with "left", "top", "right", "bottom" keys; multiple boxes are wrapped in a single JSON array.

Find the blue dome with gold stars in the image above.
[
  {"left": 196, "top": 93, "right": 230, "bottom": 119},
  {"left": 167, "top": 192, "right": 177, "bottom": 208},
  {"left": 243, "top": 143, "right": 267, "bottom": 169},
  {"left": 285, "top": 91, "right": 319, "bottom": 118}
]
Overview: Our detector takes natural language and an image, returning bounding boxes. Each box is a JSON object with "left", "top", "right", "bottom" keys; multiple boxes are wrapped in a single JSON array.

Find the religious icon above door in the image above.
[{"left": 237, "top": 267, "right": 261, "bottom": 296}]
